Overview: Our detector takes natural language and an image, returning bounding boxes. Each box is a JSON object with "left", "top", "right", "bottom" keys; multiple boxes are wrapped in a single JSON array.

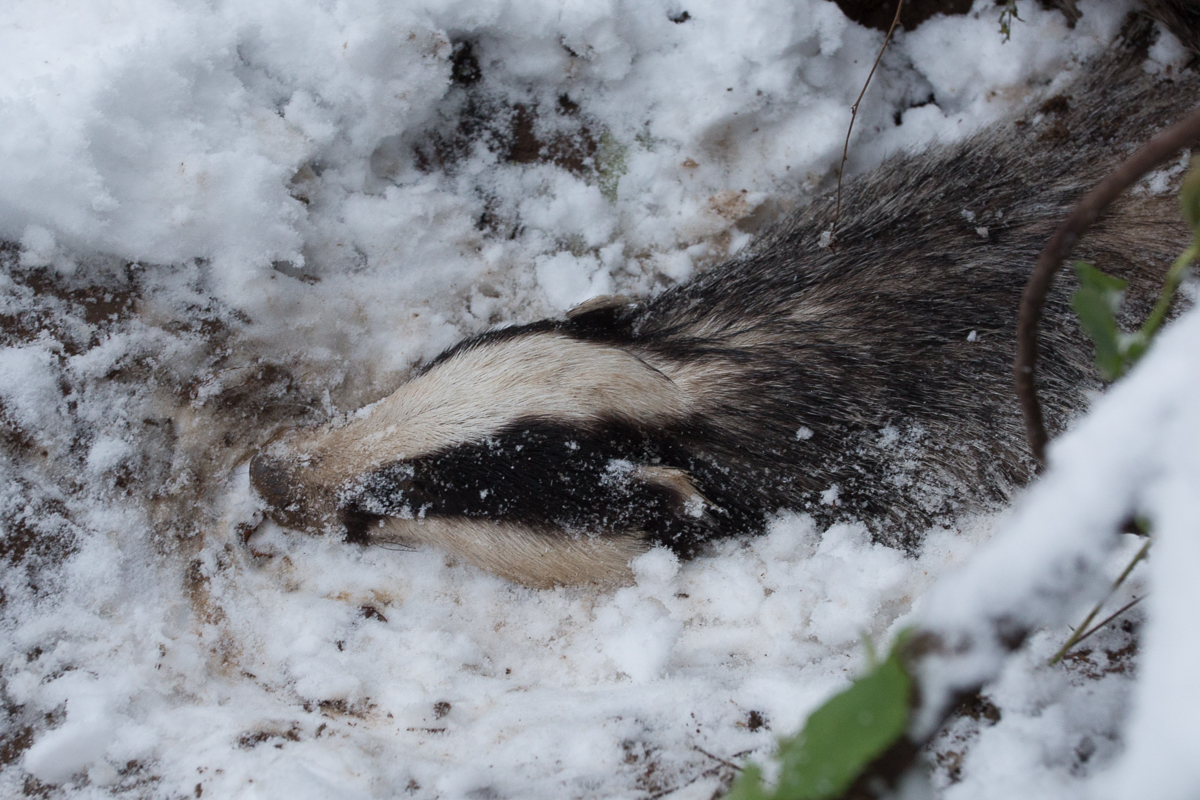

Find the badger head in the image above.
[{"left": 248, "top": 304, "right": 723, "bottom": 588}]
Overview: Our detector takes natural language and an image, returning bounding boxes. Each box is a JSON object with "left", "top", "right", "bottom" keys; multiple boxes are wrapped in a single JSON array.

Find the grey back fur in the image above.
[
  {"left": 251, "top": 10, "right": 1199, "bottom": 584},
  {"left": 612, "top": 13, "right": 1198, "bottom": 547}
]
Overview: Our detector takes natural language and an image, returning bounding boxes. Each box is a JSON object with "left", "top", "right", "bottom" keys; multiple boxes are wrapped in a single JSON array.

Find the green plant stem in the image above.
[
  {"left": 1015, "top": 105, "right": 1200, "bottom": 466},
  {"left": 1050, "top": 539, "right": 1151, "bottom": 665},
  {"left": 1140, "top": 239, "right": 1197, "bottom": 343}
]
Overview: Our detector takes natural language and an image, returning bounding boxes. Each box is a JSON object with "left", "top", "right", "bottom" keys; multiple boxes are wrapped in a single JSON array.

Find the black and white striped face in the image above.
[{"left": 249, "top": 319, "right": 718, "bottom": 588}]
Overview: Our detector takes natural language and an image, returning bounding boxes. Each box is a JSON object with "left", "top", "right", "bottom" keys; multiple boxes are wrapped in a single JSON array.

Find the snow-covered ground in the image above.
[{"left": 0, "top": 0, "right": 1195, "bottom": 797}]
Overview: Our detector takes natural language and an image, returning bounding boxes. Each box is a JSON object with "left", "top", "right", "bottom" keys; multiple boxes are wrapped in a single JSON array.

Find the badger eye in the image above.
[{"left": 340, "top": 505, "right": 385, "bottom": 544}]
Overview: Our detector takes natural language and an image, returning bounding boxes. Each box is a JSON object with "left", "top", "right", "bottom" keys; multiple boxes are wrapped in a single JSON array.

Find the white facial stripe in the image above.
[
  {"left": 377, "top": 516, "right": 647, "bottom": 588},
  {"left": 324, "top": 333, "right": 688, "bottom": 467}
]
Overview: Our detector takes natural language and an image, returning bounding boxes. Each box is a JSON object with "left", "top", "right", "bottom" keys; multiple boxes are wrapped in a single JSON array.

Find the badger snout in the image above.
[
  {"left": 249, "top": 452, "right": 292, "bottom": 511},
  {"left": 249, "top": 450, "right": 336, "bottom": 532}
]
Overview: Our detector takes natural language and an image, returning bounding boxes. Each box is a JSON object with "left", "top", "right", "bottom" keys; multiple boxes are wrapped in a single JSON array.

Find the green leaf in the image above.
[
  {"left": 1072, "top": 259, "right": 1127, "bottom": 295},
  {"left": 1071, "top": 260, "right": 1128, "bottom": 381},
  {"left": 726, "top": 641, "right": 912, "bottom": 800},
  {"left": 1179, "top": 158, "right": 1200, "bottom": 232}
]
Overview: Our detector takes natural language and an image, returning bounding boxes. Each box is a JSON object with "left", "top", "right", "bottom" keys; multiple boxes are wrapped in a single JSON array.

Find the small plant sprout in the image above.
[{"left": 998, "top": 0, "right": 1023, "bottom": 42}]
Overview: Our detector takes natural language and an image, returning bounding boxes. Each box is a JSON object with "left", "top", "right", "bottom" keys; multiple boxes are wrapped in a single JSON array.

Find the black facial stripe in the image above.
[{"left": 339, "top": 416, "right": 762, "bottom": 556}]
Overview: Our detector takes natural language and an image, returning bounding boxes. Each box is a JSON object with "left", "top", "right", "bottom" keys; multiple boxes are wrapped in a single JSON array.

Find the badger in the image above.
[{"left": 250, "top": 12, "right": 1198, "bottom": 589}]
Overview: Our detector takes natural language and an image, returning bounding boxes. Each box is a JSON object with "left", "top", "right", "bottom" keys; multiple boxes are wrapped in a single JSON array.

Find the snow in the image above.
[
  {"left": 1, "top": 0, "right": 1195, "bottom": 798},
  {"left": 916, "top": 304, "right": 1200, "bottom": 799}
]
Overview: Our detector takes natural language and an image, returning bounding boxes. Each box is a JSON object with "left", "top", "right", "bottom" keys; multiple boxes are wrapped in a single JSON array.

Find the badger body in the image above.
[{"left": 251, "top": 18, "right": 1198, "bottom": 588}]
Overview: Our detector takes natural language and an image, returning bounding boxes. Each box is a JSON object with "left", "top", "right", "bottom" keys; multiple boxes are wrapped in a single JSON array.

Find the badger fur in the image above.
[{"left": 250, "top": 14, "right": 1198, "bottom": 588}]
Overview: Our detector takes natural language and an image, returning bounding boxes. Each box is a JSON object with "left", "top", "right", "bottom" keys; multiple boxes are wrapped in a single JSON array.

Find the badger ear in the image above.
[
  {"left": 631, "top": 465, "right": 716, "bottom": 523},
  {"left": 564, "top": 295, "right": 638, "bottom": 341},
  {"left": 565, "top": 294, "right": 635, "bottom": 319}
]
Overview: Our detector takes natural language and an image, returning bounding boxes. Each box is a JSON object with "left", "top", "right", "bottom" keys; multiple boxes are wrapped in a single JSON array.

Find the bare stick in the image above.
[
  {"left": 693, "top": 745, "right": 744, "bottom": 773},
  {"left": 1015, "top": 104, "right": 1200, "bottom": 467},
  {"left": 1070, "top": 594, "right": 1144, "bottom": 650},
  {"left": 1049, "top": 538, "right": 1150, "bottom": 665},
  {"left": 827, "top": 0, "right": 904, "bottom": 250}
]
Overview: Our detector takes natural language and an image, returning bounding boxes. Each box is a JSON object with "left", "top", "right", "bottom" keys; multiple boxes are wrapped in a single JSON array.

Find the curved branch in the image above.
[{"left": 1015, "top": 103, "right": 1200, "bottom": 467}]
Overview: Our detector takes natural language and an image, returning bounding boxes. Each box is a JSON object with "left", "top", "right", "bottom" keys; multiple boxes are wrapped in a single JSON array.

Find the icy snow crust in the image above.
[{"left": 0, "top": 0, "right": 1190, "bottom": 797}]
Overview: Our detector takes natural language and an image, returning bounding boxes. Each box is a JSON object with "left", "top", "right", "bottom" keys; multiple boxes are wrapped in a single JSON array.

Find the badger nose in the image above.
[{"left": 249, "top": 453, "right": 293, "bottom": 511}]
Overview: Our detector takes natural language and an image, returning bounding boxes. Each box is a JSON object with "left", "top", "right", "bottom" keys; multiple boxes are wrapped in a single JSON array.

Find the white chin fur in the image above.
[{"left": 373, "top": 516, "right": 649, "bottom": 589}]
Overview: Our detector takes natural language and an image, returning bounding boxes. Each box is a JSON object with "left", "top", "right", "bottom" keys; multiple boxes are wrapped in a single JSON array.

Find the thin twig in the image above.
[
  {"left": 1070, "top": 595, "right": 1145, "bottom": 650},
  {"left": 693, "top": 745, "right": 744, "bottom": 773},
  {"left": 646, "top": 767, "right": 725, "bottom": 800},
  {"left": 1015, "top": 104, "right": 1200, "bottom": 467},
  {"left": 646, "top": 748, "right": 748, "bottom": 800},
  {"left": 827, "top": 0, "right": 904, "bottom": 251},
  {"left": 1050, "top": 538, "right": 1150, "bottom": 665}
]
